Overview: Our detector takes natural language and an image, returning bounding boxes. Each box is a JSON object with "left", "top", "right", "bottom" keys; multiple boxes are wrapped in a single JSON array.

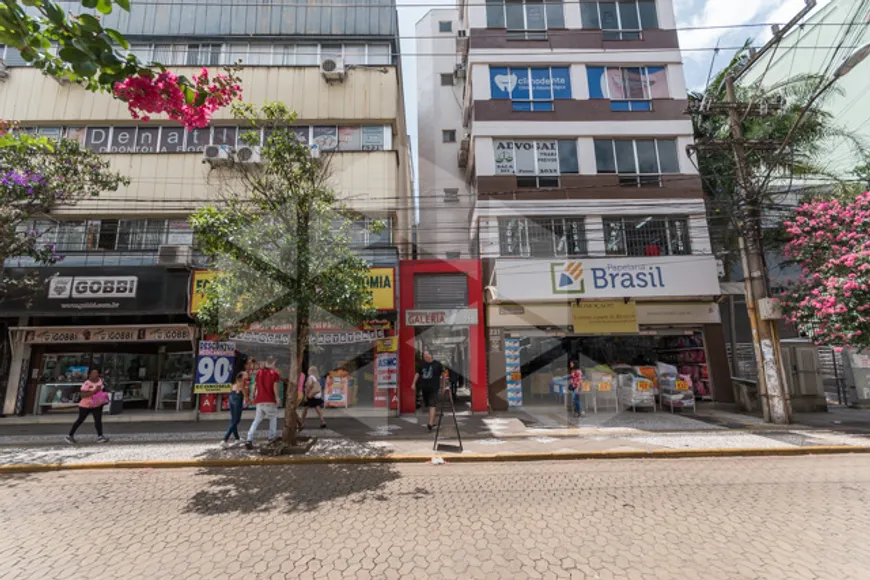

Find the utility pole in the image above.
[{"left": 724, "top": 75, "right": 791, "bottom": 425}]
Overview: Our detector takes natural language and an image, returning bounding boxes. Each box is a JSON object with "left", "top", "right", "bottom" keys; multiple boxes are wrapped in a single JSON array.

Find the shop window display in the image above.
[
  {"left": 505, "top": 330, "right": 712, "bottom": 411},
  {"left": 157, "top": 352, "right": 195, "bottom": 411},
  {"left": 37, "top": 354, "right": 92, "bottom": 413}
]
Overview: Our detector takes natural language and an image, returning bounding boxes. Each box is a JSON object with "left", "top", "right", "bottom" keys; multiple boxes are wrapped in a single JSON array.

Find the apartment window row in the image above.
[
  {"left": 594, "top": 138, "right": 679, "bottom": 186},
  {"left": 485, "top": 0, "right": 658, "bottom": 37},
  {"left": 129, "top": 42, "right": 393, "bottom": 67},
  {"left": 497, "top": 215, "right": 690, "bottom": 258},
  {"left": 350, "top": 217, "right": 393, "bottom": 248},
  {"left": 489, "top": 66, "right": 571, "bottom": 111},
  {"left": 586, "top": 66, "right": 668, "bottom": 111},
  {"left": 19, "top": 125, "right": 390, "bottom": 154},
  {"left": 16, "top": 219, "right": 193, "bottom": 253},
  {"left": 493, "top": 139, "right": 578, "bottom": 188},
  {"left": 499, "top": 217, "right": 586, "bottom": 257},
  {"left": 581, "top": 1, "right": 659, "bottom": 39},
  {"left": 604, "top": 216, "right": 690, "bottom": 256}
]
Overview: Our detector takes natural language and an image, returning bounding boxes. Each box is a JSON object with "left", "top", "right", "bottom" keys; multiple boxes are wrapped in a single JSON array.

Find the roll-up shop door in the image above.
[{"left": 414, "top": 273, "right": 468, "bottom": 309}]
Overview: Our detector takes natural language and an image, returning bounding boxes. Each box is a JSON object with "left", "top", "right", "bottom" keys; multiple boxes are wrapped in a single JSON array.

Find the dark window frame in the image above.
[{"left": 602, "top": 215, "right": 692, "bottom": 256}]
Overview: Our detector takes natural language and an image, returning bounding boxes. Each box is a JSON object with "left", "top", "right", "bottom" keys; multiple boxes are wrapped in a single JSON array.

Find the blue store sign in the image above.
[{"left": 490, "top": 66, "right": 572, "bottom": 101}]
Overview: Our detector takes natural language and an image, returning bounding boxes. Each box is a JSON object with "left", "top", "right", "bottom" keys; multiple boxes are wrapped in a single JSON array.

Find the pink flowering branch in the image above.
[{"left": 114, "top": 67, "right": 243, "bottom": 130}]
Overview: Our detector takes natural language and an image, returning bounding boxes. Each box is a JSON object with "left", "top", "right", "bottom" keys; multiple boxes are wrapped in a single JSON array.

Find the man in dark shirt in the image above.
[{"left": 411, "top": 349, "right": 444, "bottom": 431}]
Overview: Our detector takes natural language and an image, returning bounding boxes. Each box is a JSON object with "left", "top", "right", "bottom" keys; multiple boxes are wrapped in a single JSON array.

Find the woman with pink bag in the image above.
[{"left": 65, "top": 369, "right": 110, "bottom": 444}]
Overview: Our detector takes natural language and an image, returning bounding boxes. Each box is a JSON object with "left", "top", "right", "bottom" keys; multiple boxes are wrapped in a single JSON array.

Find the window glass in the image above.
[
  {"left": 129, "top": 44, "right": 152, "bottom": 63},
  {"left": 557, "top": 140, "right": 578, "bottom": 174},
  {"left": 441, "top": 73, "right": 455, "bottom": 86},
  {"left": 525, "top": 0, "right": 546, "bottom": 29},
  {"left": 361, "top": 126, "right": 385, "bottom": 150},
  {"left": 212, "top": 126, "right": 238, "bottom": 147},
  {"left": 344, "top": 45, "right": 366, "bottom": 66},
  {"left": 594, "top": 139, "right": 616, "bottom": 173},
  {"left": 367, "top": 44, "right": 391, "bottom": 64},
  {"left": 536, "top": 140, "right": 559, "bottom": 175},
  {"left": 296, "top": 45, "right": 319, "bottom": 65},
  {"left": 647, "top": 66, "right": 669, "bottom": 98},
  {"left": 614, "top": 140, "right": 636, "bottom": 173},
  {"left": 545, "top": 0, "right": 564, "bottom": 28},
  {"left": 657, "top": 139, "right": 679, "bottom": 173},
  {"left": 153, "top": 44, "right": 184, "bottom": 65},
  {"left": 618, "top": 1, "right": 640, "bottom": 30},
  {"left": 313, "top": 126, "right": 339, "bottom": 151},
  {"left": 339, "top": 127, "right": 362, "bottom": 150},
  {"left": 487, "top": 0, "right": 506, "bottom": 27},
  {"left": 439, "top": 21, "right": 453, "bottom": 32},
  {"left": 278, "top": 45, "right": 295, "bottom": 65},
  {"left": 581, "top": 3, "right": 600, "bottom": 28},
  {"left": 604, "top": 219, "right": 625, "bottom": 254},
  {"left": 622, "top": 67, "right": 647, "bottom": 99},
  {"left": 321, "top": 45, "right": 342, "bottom": 61},
  {"left": 225, "top": 44, "right": 247, "bottom": 65},
  {"left": 635, "top": 140, "right": 658, "bottom": 173},
  {"left": 514, "top": 141, "right": 537, "bottom": 175},
  {"left": 500, "top": 219, "right": 527, "bottom": 256},
  {"left": 668, "top": 219, "right": 691, "bottom": 254},
  {"left": 494, "top": 140, "right": 515, "bottom": 174},
  {"left": 442, "top": 130, "right": 457, "bottom": 143},
  {"left": 599, "top": 2, "right": 619, "bottom": 29},
  {"left": 638, "top": 0, "right": 659, "bottom": 28},
  {"left": 505, "top": 0, "right": 526, "bottom": 30},
  {"left": 246, "top": 45, "right": 272, "bottom": 66},
  {"left": 565, "top": 219, "right": 586, "bottom": 256}
]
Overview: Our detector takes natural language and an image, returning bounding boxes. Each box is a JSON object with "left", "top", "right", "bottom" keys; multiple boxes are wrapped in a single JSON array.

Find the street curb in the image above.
[{"left": 2, "top": 445, "right": 870, "bottom": 474}]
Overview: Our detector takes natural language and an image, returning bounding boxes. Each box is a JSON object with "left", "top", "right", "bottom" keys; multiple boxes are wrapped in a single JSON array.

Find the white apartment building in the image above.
[{"left": 417, "top": 0, "right": 733, "bottom": 411}]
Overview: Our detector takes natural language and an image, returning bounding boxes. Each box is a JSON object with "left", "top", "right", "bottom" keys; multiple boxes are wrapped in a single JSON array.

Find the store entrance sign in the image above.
[
  {"left": 571, "top": 301, "right": 639, "bottom": 335},
  {"left": 405, "top": 309, "right": 478, "bottom": 326},
  {"left": 22, "top": 325, "right": 193, "bottom": 344},
  {"left": 190, "top": 270, "right": 218, "bottom": 315},
  {"left": 49, "top": 276, "right": 137, "bottom": 299},
  {"left": 496, "top": 257, "right": 721, "bottom": 301},
  {"left": 366, "top": 267, "right": 396, "bottom": 310}
]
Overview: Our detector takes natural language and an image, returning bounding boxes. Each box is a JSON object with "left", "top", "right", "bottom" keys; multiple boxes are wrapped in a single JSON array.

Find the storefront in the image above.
[
  {"left": 398, "top": 260, "right": 487, "bottom": 414},
  {"left": 486, "top": 257, "right": 732, "bottom": 411},
  {"left": 203, "top": 266, "right": 400, "bottom": 415},
  {"left": 1, "top": 267, "right": 196, "bottom": 416}
]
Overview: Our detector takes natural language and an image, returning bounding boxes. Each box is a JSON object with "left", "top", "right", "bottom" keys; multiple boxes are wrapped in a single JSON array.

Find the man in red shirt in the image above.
[{"left": 245, "top": 358, "right": 281, "bottom": 449}]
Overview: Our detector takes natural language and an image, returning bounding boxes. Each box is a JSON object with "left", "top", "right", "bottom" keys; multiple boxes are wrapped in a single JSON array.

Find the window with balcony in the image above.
[
  {"left": 127, "top": 42, "right": 392, "bottom": 67},
  {"left": 489, "top": 66, "right": 572, "bottom": 111},
  {"left": 486, "top": 0, "right": 565, "bottom": 37},
  {"left": 603, "top": 216, "right": 691, "bottom": 256},
  {"left": 494, "top": 139, "right": 578, "bottom": 188},
  {"left": 586, "top": 66, "right": 668, "bottom": 111},
  {"left": 580, "top": 1, "right": 659, "bottom": 40},
  {"left": 593, "top": 138, "right": 679, "bottom": 186},
  {"left": 499, "top": 217, "right": 586, "bottom": 257}
]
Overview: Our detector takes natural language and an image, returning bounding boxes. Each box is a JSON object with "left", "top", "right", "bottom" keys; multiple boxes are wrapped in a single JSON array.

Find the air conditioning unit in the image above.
[
  {"left": 457, "top": 30, "right": 467, "bottom": 38},
  {"left": 454, "top": 63, "right": 466, "bottom": 80},
  {"left": 320, "top": 57, "right": 346, "bottom": 82},
  {"left": 235, "top": 145, "right": 261, "bottom": 164},
  {"left": 202, "top": 144, "right": 232, "bottom": 165},
  {"left": 157, "top": 245, "right": 192, "bottom": 265}
]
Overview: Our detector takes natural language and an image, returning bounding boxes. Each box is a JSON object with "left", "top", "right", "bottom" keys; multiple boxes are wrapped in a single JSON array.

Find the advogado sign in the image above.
[{"left": 495, "top": 257, "right": 721, "bottom": 302}]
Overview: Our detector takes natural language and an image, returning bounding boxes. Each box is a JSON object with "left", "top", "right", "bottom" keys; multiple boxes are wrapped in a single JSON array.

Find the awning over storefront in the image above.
[{"left": 487, "top": 302, "right": 721, "bottom": 328}]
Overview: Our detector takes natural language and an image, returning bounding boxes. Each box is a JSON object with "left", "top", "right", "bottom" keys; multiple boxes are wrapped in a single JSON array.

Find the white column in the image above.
[
  {"left": 472, "top": 64, "right": 491, "bottom": 101},
  {"left": 475, "top": 137, "right": 496, "bottom": 176},
  {"left": 564, "top": 1, "right": 581, "bottom": 28},
  {"left": 657, "top": 0, "right": 677, "bottom": 29},
  {"left": 667, "top": 63, "right": 688, "bottom": 100},
  {"left": 468, "top": 4, "right": 488, "bottom": 28},
  {"left": 689, "top": 214, "right": 713, "bottom": 255},
  {"left": 571, "top": 64, "right": 589, "bottom": 100},
  {"left": 586, "top": 216, "right": 607, "bottom": 256},
  {"left": 577, "top": 138, "right": 597, "bottom": 175},
  {"left": 677, "top": 136, "right": 698, "bottom": 174},
  {"left": 479, "top": 217, "right": 501, "bottom": 257}
]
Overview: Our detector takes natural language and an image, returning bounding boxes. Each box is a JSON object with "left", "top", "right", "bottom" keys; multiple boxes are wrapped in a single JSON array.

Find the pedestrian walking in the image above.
[
  {"left": 65, "top": 369, "right": 110, "bottom": 444},
  {"left": 569, "top": 360, "right": 585, "bottom": 417},
  {"left": 245, "top": 358, "right": 280, "bottom": 449},
  {"left": 411, "top": 349, "right": 444, "bottom": 432},
  {"left": 300, "top": 366, "right": 327, "bottom": 429},
  {"left": 221, "top": 371, "right": 251, "bottom": 448}
]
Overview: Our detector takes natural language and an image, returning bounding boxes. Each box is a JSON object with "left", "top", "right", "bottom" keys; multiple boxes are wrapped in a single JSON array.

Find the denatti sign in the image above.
[{"left": 494, "top": 256, "right": 721, "bottom": 302}]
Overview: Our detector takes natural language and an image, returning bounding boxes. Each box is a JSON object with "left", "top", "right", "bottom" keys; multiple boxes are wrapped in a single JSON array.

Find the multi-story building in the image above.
[
  {"left": 0, "top": 0, "right": 411, "bottom": 417},
  {"left": 415, "top": 0, "right": 732, "bottom": 414}
]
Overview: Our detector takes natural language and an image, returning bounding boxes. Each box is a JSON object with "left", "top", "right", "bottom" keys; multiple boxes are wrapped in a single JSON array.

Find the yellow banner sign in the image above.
[
  {"left": 193, "top": 383, "right": 232, "bottom": 394},
  {"left": 366, "top": 267, "right": 395, "bottom": 311},
  {"left": 571, "top": 300, "right": 639, "bottom": 335},
  {"left": 376, "top": 336, "right": 398, "bottom": 352},
  {"left": 190, "top": 270, "right": 218, "bottom": 315}
]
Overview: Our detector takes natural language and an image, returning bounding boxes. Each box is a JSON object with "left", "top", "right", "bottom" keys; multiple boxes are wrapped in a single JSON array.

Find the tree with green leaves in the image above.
[
  {"left": 190, "top": 102, "right": 377, "bottom": 447},
  {"left": 690, "top": 41, "right": 866, "bottom": 279},
  {"left": 0, "top": 124, "right": 129, "bottom": 299},
  {"left": 0, "top": 0, "right": 242, "bottom": 128}
]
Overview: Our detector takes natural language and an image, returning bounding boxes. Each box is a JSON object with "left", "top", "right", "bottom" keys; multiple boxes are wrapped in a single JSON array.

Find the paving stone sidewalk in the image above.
[{"left": 3, "top": 456, "right": 870, "bottom": 579}]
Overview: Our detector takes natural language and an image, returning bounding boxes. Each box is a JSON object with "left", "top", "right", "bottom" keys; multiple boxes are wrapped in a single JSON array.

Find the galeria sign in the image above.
[
  {"left": 405, "top": 309, "right": 478, "bottom": 326},
  {"left": 494, "top": 256, "right": 721, "bottom": 301}
]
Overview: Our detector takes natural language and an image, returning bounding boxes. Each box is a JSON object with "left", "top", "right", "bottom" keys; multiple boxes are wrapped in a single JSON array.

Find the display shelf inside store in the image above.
[{"left": 42, "top": 402, "right": 79, "bottom": 409}]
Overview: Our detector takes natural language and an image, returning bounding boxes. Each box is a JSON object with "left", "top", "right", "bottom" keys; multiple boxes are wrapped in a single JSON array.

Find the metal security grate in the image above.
[{"left": 603, "top": 216, "right": 691, "bottom": 256}]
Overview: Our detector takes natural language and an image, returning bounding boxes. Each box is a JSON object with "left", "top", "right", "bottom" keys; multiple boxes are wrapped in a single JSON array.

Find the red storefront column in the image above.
[{"left": 398, "top": 259, "right": 487, "bottom": 415}]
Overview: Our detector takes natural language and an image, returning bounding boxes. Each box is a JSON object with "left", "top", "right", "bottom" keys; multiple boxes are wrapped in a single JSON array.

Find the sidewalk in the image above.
[{"left": 2, "top": 405, "right": 870, "bottom": 469}]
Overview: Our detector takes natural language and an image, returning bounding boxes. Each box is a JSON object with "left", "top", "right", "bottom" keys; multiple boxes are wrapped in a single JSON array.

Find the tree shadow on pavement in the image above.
[{"left": 184, "top": 462, "right": 404, "bottom": 516}]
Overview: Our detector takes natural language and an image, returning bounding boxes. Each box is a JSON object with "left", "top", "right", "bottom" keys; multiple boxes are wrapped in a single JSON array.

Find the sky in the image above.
[{"left": 396, "top": 0, "right": 831, "bottom": 186}]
